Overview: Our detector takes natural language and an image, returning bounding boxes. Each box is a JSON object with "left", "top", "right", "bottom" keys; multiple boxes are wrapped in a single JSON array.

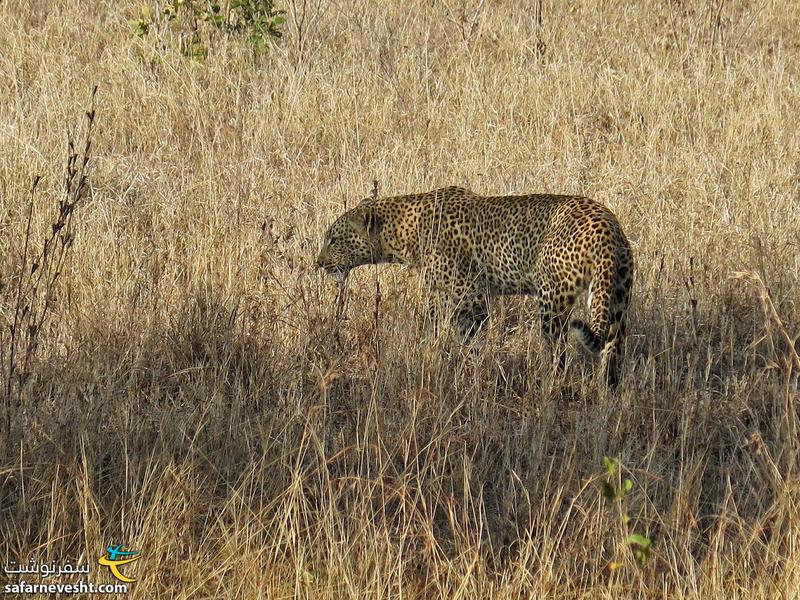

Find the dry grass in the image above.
[{"left": 1, "top": 0, "right": 800, "bottom": 597}]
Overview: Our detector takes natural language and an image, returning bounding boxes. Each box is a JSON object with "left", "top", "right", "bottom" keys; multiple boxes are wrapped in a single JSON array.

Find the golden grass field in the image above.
[{"left": 1, "top": 0, "right": 800, "bottom": 597}]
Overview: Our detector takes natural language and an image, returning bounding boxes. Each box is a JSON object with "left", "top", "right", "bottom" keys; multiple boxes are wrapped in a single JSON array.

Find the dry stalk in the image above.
[
  {"left": 287, "top": 0, "right": 330, "bottom": 64},
  {"left": 371, "top": 179, "right": 381, "bottom": 367},
  {"left": 4, "top": 86, "right": 97, "bottom": 416},
  {"left": 441, "top": 0, "right": 487, "bottom": 46}
]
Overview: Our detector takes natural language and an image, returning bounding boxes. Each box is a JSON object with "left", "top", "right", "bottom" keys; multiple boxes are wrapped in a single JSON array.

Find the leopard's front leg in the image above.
[{"left": 419, "top": 251, "right": 489, "bottom": 343}]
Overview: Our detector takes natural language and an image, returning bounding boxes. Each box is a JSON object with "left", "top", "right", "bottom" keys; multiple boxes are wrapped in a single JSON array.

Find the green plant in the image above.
[
  {"left": 230, "top": 0, "right": 285, "bottom": 51},
  {"left": 600, "top": 457, "right": 653, "bottom": 569},
  {"left": 129, "top": 5, "right": 152, "bottom": 37},
  {"left": 129, "top": 0, "right": 284, "bottom": 58}
]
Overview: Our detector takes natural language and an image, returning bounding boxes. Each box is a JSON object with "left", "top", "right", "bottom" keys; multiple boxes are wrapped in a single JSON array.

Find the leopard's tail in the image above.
[{"left": 569, "top": 241, "right": 632, "bottom": 385}]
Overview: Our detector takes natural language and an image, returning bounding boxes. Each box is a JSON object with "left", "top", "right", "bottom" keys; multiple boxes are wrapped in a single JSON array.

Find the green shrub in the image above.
[
  {"left": 129, "top": 0, "right": 285, "bottom": 59},
  {"left": 600, "top": 457, "right": 653, "bottom": 570}
]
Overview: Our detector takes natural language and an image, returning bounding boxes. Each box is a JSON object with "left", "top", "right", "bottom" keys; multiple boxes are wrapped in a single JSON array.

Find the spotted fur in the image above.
[{"left": 316, "top": 186, "right": 633, "bottom": 387}]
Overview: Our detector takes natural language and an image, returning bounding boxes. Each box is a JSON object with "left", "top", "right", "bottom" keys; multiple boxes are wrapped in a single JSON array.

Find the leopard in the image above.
[{"left": 316, "top": 186, "right": 633, "bottom": 387}]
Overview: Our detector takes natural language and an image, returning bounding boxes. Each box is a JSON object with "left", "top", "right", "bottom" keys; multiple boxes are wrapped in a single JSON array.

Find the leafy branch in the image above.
[{"left": 600, "top": 456, "right": 653, "bottom": 570}]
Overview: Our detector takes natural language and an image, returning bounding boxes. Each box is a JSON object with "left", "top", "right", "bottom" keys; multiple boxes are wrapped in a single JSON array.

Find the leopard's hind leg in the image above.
[{"left": 570, "top": 242, "right": 633, "bottom": 388}]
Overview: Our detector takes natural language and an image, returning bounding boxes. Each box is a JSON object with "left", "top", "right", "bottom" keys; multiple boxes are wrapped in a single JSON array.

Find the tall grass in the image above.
[{"left": 1, "top": 0, "right": 799, "bottom": 597}]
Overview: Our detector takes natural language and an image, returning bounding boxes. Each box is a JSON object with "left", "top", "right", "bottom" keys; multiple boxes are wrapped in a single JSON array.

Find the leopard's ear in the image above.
[{"left": 346, "top": 206, "right": 381, "bottom": 238}]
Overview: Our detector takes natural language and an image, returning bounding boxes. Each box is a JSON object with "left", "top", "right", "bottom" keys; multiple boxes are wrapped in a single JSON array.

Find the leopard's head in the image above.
[{"left": 316, "top": 203, "right": 383, "bottom": 282}]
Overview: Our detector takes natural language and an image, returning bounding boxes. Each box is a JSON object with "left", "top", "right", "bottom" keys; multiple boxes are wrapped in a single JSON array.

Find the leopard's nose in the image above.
[{"left": 316, "top": 246, "right": 332, "bottom": 268}]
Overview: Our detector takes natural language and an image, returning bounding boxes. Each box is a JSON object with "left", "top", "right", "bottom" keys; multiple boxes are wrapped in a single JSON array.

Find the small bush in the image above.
[{"left": 130, "top": 0, "right": 285, "bottom": 58}]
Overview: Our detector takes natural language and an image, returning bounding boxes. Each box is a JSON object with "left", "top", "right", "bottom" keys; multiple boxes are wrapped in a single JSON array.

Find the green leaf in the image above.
[
  {"left": 622, "top": 478, "right": 633, "bottom": 493},
  {"left": 128, "top": 19, "right": 149, "bottom": 36},
  {"left": 626, "top": 533, "right": 652, "bottom": 549},
  {"left": 602, "top": 456, "right": 617, "bottom": 475},
  {"left": 629, "top": 532, "right": 652, "bottom": 567}
]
